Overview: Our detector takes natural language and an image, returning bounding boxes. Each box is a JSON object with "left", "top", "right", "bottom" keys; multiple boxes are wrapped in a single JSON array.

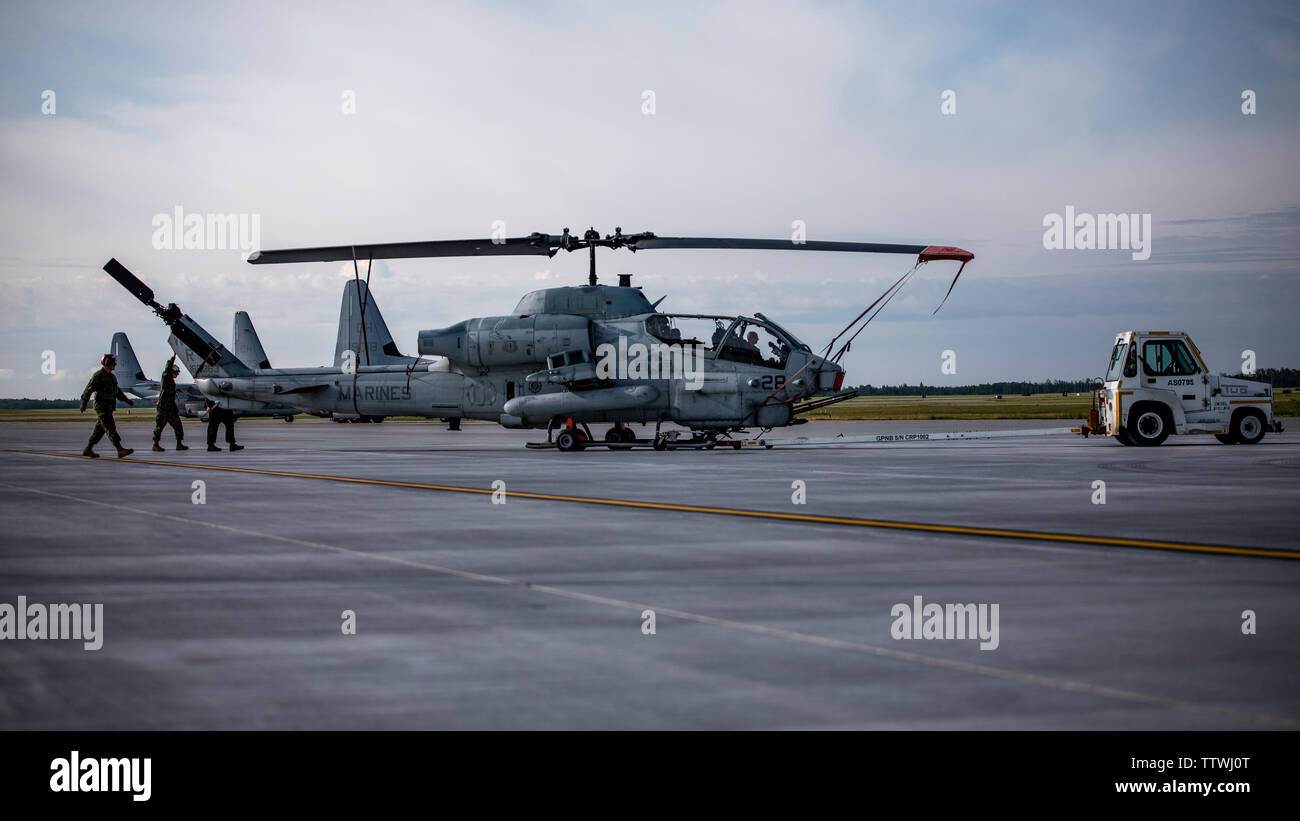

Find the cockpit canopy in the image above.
[
  {"left": 514, "top": 285, "right": 655, "bottom": 320},
  {"left": 643, "top": 313, "right": 808, "bottom": 370}
]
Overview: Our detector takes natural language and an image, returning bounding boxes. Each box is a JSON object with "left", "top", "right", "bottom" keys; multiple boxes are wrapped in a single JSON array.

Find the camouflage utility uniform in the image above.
[
  {"left": 80, "top": 367, "right": 132, "bottom": 454},
  {"left": 152, "top": 361, "right": 185, "bottom": 446}
]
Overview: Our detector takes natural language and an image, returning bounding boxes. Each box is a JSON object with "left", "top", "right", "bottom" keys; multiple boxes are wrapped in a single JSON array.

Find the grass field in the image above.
[
  {"left": 0, "top": 408, "right": 300, "bottom": 423},
  {"left": 0, "top": 408, "right": 441, "bottom": 424},
  {"left": 3, "top": 390, "right": 1297, "bottom": 423},
  {"left": 0, "top": 407, "right": 157, "bottom": 423},
  {"left": 806, "top": 393, "right": 1092, "bottom": 421},
  {"left": 807, "top": 389, "right": 1300, "bottom": 421}
]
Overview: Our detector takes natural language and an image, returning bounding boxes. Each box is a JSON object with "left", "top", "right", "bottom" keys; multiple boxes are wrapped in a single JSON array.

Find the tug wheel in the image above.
[
  {"left": 1128, "top": 404, "right": 1171, "bottom": 447},
  {"left": 1230, "top": 409, "right": 1266, "bottom": 445}
]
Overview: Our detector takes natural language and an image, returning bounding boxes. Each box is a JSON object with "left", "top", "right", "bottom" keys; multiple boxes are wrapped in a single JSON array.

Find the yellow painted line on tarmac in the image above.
[{"left": 9, "top": 448, "right": 1298, "bottom": 561}]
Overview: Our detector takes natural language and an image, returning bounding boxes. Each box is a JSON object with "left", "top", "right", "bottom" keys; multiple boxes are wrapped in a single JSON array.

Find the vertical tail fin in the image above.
[
  {"left": 334, "top": 279, "right": 414, "bottom": 367},
  {"left": 232, "top": 311, "right": 272, "bottom": 369},
  {"left": 110, "top": 332, "right": 148, "bottom": 383},
  {"left": 164, "top": 313, "right": 253, "bottom": 379}
]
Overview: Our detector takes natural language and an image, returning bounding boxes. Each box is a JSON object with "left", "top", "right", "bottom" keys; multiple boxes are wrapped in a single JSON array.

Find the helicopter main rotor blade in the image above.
[
  {"left": 631, "top": 237, "right": 929, "bottom": 255},
  {"left": 247, "top": 229, "right": 973, "bottom": 269},
  {"left": 247, "top": 235, "right": 557, "bottom": 264}
]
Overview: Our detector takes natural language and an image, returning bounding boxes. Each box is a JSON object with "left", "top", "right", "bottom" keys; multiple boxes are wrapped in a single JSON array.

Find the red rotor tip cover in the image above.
[{"left": 918, "top": 246, "right": 974, "bottom": 263}]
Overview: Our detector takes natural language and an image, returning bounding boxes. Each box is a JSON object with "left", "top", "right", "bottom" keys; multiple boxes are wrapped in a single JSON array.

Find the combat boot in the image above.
[
  {"left": 116, "top": 446, "right": 134, "bottom": 458},
  {"left": 175, "top": 442, "right": 189, "bottom": 451},
  {"left": 229, "top": 443, "right": 245, "bottom": 452},
  {"left": 82, "top": 446, "right": 99, "bottom": 459},
  {"left": 152, "top": 442, "right": 165, "bottom": 452}
]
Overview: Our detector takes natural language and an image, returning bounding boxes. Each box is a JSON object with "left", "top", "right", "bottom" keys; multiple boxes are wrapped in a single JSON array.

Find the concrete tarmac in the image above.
[{"left": 1, "top": 417, "right": 1297, "bottom": 729}]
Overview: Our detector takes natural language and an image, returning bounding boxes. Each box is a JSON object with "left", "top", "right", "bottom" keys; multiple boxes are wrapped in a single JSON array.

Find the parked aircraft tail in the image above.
[
  {"left": 110, "top": 331, "right": 148, "bottom": 383},
  {"left": 334, "top": 279, "right": 415, "bottom": 368},
  {"left": 232, "top": 310, "right": 272, "bottom": 369}
]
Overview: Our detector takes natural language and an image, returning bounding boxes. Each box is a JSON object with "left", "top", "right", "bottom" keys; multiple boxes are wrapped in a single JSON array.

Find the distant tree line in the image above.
[
  {"left": 1225, "top": 367, "right": 1300, "bottom": 388},
  {"left": 844, "top": 369, "right": 1300, "bottom": 396},
  {"left": 0, "top": 398, "right": 82, "bottom": 409}
]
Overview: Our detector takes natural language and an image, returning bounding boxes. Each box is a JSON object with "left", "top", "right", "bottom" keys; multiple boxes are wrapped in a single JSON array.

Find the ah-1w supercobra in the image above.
[{"left": 104, "top": 227, "right": 972, "bottom": 451}]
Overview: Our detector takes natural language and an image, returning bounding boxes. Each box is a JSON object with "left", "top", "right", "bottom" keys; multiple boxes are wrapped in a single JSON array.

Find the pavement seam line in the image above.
[{"left": 1, "top": 480, "right": 1296, "bottom": 729}]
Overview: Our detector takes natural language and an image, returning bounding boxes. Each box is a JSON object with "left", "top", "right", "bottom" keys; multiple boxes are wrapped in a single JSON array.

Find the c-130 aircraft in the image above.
[{"left": 104, "top": 227, "right": 971, "bottom": 450}]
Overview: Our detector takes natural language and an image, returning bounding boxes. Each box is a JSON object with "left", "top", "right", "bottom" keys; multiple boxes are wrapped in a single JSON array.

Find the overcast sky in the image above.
[{"left": 2, "top": 0, "right": 1297, "bottom": 397}]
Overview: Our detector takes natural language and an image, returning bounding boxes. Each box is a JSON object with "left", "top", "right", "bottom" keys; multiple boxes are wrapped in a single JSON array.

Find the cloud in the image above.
[{"left": 0, "top": 1, "right": 1298, "bottom": 395}]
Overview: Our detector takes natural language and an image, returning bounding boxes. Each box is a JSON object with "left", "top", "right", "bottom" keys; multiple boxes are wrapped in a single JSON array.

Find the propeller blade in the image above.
[{"left": 247, "top": 235, "right": 557, "bottom": 264}]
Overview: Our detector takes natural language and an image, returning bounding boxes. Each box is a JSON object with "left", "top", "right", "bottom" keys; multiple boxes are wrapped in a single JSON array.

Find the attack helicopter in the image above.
[
  {"left": 240, "top": 228, "right": 974, "bottom": 450},
  {"left": 103, "top": 228, "right": 970, "bottom": 451}
]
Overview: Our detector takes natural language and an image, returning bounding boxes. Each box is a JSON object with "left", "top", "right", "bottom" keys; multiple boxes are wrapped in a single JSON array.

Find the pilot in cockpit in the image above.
[
  {"left": 647, "top": 314, "right": 680, "bottom": 342},
  {"left": 711, "top": 321, "right": 729, "bottom": 348}
]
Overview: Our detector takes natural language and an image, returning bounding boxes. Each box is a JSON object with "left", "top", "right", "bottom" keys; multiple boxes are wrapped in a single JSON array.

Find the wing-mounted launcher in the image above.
[{"left": 526, "top": 350, "right": 601, "bottom": 389}]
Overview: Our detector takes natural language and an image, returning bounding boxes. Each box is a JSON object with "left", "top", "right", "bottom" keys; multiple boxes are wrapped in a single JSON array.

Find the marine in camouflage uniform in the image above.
[
  {"left": 80, "top": 353, "right": 134, "bottom": 458},
  {"left": 151, "top": 356, "right": 187, "bottom": 452}
]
